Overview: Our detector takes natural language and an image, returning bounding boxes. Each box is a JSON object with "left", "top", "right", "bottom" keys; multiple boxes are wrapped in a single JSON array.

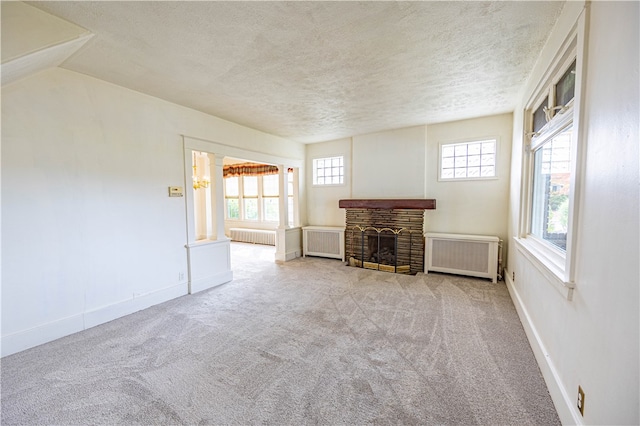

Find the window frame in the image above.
[
  {"left": 312, "top": 155, "right": 345, "bottom": 186},
  {"left": 261, "top": 174, "right": 280, "bottom": 222},
  {"left": 224, "top": 176, "right": 240, "bottom": 220},
  {"left": 242, "top": 176, "right": 259, "bottom": 222},
  {"left": 224, "top": 173, "right": 280, "bottom": 223},
  {"left": 438, "top": 138, "right": 499, "bottom": 182},
  {"left": 518, "top": 22, "right": 586, "bottom": 292}
]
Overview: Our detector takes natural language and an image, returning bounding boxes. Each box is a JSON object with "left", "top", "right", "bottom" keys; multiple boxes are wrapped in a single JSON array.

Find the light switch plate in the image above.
[{"left": 168, "top": 186, "right": 183, "bottom": 197}]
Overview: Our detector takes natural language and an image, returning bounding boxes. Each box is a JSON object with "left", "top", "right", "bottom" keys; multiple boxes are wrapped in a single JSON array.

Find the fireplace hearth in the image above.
[{"left": 339, "top": 199, "right": 436, "bottom": 275}]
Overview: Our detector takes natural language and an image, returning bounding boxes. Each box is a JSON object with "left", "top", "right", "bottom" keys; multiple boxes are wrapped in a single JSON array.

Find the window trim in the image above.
[
  {"left": 518, "top": 14, "right": 587, "bottom": 291},
  {"left": 438, "top": 138, "right": 499, "bottom": 182}
]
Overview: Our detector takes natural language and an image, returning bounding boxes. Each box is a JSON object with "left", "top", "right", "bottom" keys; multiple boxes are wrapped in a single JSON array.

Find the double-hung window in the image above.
[
  {"left": 520, "top": 29, "right": 584, "bottom": 288},
  {"left": 262, "top": 174, "right": 279, "bottom": 222},
  {"left": 224, "top": 177, "right": 240, "bottom": 220},
  {"left": 529, "top": 59, "right": 576, "bottom": 252},
  {"left": 242, "top": 176, "right": 259, "bottom": 221}
]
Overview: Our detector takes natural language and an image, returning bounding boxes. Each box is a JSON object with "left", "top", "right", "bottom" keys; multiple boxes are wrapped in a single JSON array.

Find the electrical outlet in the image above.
[
  {"left": 577, "top": 386, "right": 585, "bottom": 416},
  {"left": 179, "top": 272, "right": 185, "bottom": 281}
]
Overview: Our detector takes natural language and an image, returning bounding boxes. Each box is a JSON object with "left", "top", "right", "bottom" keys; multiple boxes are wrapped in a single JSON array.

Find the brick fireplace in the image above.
[{"left": 339, "top": 199, "right": 436, "bottom": 275}]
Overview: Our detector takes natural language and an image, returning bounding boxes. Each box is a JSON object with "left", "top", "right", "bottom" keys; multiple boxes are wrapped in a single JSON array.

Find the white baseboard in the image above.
[
  {"left": 1, "top": 314, "right": 85, "bottom": 358},
  {"left": 504, "top": 268, "right": 583, "bottom": 425},
  {"left": 275, "top": 249, "right": 301, "bottom": 262},
  {"left": 190, "top": 270, "right": 233, "bottom": 294},
  {"left": 1, "top": 282, "right": 188, "bottom": 358},
  {"left": 84, "top": 283, "right": 188, "bottom": 328}
]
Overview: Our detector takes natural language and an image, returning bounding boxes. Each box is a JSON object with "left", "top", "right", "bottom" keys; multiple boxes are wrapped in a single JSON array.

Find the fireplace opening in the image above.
[
  {"left": 347, "top": 226, "right": 415, "bottom": 274},
  {"left": 367, "top": 232, "right": 396, "bottom": 265}
]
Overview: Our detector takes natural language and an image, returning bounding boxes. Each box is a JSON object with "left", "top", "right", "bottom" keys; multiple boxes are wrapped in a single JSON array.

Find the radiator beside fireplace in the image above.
[
  {"left": 302, "top": 226, "right": 345, "bottom": 261},
  {"left": 425, "top": 233, "right": 499, "bottom": 283}
]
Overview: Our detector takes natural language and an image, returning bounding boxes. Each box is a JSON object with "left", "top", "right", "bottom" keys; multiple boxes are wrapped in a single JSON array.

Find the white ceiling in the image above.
[{"left": 29, "top": 1, "right": 564, "bottom": 143}]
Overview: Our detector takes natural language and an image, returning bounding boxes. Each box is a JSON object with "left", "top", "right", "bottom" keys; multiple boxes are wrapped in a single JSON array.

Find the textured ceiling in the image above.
[{"left": 29, "top": 1, "right": 564, "bottom": 143}]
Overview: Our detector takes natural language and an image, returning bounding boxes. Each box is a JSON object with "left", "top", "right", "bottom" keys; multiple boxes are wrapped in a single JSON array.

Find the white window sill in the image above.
[
  {"left": 514, "top": 237, "right": 575, "bottom": 301},
  {"left": 438, "top": 176, "right": 498, "bottom": 182}
]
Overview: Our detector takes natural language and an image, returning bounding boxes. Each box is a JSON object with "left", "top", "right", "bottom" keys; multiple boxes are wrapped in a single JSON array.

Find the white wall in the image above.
[
  {"left": 352, "top": 125, "right": 427, "bottom": 198},
  {"left": 305, "top": 137, "right": 352, "bottom": 227},
  {"left": 426, "top": 113, "right": 512, "bottom": 242},
  {"left": 507, "top": 2, "right": 639, "bottom": 424},
  {"left": 306, "top": 117, "right": 512, "bottom": 249},
  {"left": 305, "top": 126, "right": 428, "bottom": 227},
  {"left": 1, "top": 67, "right": 304, "bottom": 356}
]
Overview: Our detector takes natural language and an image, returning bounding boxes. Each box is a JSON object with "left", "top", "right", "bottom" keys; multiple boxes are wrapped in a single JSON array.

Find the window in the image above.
[
  {"left": 224, "top": 172, "right": 287, "bottom": 223},
  {"left": 439, "top": 139, "right": 496, "bottom": 180},
  {"left": 532, "top": 96, "right": 549, "bottom": 133},
  {"left": 242, "top": 176, "right": 259, "bottom": 220},
  {"left": 224, "top": 177, "right": 240, "bottom": 220},
  {"left": 530, "top": 125, "right": 572, "bottom": 250},
  {"left": 527, "top": 56, "right": 576, "bottom": 254},
  {"left": 519, "top": 27, "right": 583, "bottom": 288},
  {"left": 313, "top": 156, "right": 343, "bottom": 185},
  {"left": 262, "top": 174, "right": 279, "bottom": 222}
]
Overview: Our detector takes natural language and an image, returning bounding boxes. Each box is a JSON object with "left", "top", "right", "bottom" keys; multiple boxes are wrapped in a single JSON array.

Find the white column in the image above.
[
  {"left": 205, "top": 153, "right": 215, "bottom": 239},
  {"left": 213, "top": 155, "right": 227, "bottom": 240},
  {"left": 292, "top": 167, "right": 300, "bottom": 227},
  {"left": 278, "top": 165, "right": 289, "bottom": 229}
]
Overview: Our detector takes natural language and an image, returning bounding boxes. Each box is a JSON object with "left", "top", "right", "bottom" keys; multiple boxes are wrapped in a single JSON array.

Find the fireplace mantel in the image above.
[{"left": 339, "top": 199, "right": 436, "bottom": 210}]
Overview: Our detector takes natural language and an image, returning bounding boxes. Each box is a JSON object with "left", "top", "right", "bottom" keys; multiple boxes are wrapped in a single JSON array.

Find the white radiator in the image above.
[
  {"left": 229, "top": 228, "right": 276, "bottom": 246},
  {"left": 303, "top": 226, "right": 345, "bottom": 261},
  {"left": 425, "top": 233, "right": 499, "bottom": 283}
]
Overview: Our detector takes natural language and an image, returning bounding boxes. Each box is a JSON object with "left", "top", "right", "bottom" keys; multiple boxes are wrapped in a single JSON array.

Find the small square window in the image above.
[
  {"left": 440, "top": 139, "right": 497, "bottom": 181},
  {"left": 313, "top": 156, "right": 344, "bottom": 185}
]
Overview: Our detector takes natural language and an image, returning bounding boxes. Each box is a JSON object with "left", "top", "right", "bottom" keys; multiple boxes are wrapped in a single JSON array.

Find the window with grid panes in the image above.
[
  {"left": 313, "top": 156, "right": 344, "bottom": 185},
  {"left": 440, "top": 139, "right": 497, "bottom": 180}
]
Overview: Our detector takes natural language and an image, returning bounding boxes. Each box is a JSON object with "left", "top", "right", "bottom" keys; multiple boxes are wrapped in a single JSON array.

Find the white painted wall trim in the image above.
[
  {"left": 514, "top": 237, "right": 574, "bottom": 301},
  {"left": 1, "top": 282, "right": 188, "bottom": 357},
  {"left": 186, "top": 238, "right": 233, "bottom": 294},
  {"left": 275, "top": 227, "right": 302, "bottom": 262},
  {"left": 504, "top": 269, "right": 583, "bottom": 426},
  {"left": 190, "top": 271, "right": 233, "bottom": 294},
  {"left": 183, "top": 135, "right": 303, "bottom": 169}
]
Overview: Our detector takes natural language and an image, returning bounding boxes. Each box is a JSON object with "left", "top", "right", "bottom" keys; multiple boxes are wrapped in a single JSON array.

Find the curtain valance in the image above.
[{"left": 223, "top": 163, "right": 293, "bottom": 178}]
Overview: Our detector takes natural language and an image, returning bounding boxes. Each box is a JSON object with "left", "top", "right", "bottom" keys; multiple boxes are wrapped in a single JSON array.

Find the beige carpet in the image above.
[{"left": 1, "top": 242, "right": 559, "bottom": 425}]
